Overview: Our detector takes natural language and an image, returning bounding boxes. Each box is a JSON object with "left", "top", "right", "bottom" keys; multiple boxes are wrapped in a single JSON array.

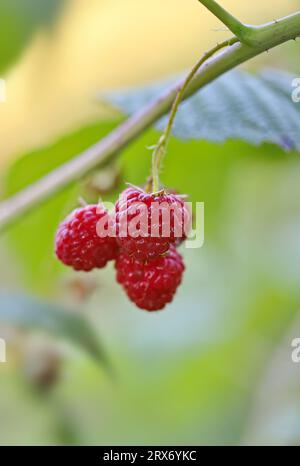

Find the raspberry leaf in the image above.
[{"left": 104, "top": 69, "right": 300, "bottom": 151}]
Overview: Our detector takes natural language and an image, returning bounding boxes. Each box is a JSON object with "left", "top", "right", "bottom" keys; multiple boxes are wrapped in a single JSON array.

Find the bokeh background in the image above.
[{"left": 1, "top": 0, "right": 300, "bottom": 445}]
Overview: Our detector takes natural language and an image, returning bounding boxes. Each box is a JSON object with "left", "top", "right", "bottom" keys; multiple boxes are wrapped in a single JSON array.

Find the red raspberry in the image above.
[
  {"left": 55, "top": 204, "right": 118, "bottom": 271},
  {"left": 115, "top": 187, "right": 190, "bottom": 262},
  {"left": 116, "top": 246, "right": 185, "bottom": 311},
  {"left": 167, "top": 190, "right": 192, "bottom": 247}
]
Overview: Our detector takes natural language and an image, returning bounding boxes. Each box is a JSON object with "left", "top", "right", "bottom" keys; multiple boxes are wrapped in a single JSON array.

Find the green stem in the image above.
[
  {"left": 152, "top": 136, "right": 166, "bottom": 193},
  {"left": 151, "top": 37, "right": 238, "bottom": 192},
  {"left": 198, "top": 0, "right": 300, "bottom": 47},
  {"left": 198, "top": 0, "right": 252, "bottom": 42},
  {"left": 1, "top": 9, "right": 300, "bottom": 230}
]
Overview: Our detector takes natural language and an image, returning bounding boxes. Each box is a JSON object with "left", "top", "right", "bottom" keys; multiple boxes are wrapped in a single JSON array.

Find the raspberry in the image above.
[
  {"left": 116, "top": 246, "right": 185, "bottom": 311},
  {"left": 168, "top": 189, "right": 192, "bottom": 247},
  {"left": 55, "top": 204, "right": 118, "bottom": 271},
  {"left": 115, "top": 187, "right": 190, "bottom": 262}
]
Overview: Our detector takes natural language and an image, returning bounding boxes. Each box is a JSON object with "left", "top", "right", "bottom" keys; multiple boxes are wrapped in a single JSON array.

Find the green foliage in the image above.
[
  {"left": 0, "top": 0, "right": 63, "bottom": 73},
  {"left": 106, "top": 69, "right": 300, "bottom": 150},
  {"left": 0, "top": 291, "right": 109, "bottom": 367},
  {"left": 1, "top": 1, "right": 300, "bottom": 446},
  {"left": 2, "top": 63, "right": 300, "bottom": 445}
]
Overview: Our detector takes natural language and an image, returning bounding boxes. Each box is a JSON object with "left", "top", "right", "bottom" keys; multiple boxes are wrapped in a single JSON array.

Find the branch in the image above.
[
  {"left": 198, "top": 1, "right": 300, "bottom": 47},
  {"left": 1, "top": 9, "right": 300, "bottom": 231}
]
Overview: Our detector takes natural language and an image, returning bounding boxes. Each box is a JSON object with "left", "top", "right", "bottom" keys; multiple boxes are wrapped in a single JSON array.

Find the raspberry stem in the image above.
[
  {"left": 151, "top": 37, "right": 237, "bottom": 193},
  {"left": 197, "top": 0, "right": 255, "bottom": 45}
]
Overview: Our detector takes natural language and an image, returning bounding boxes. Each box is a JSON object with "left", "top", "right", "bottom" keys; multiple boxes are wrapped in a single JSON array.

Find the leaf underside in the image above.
[{"left": 105, "top": 69, "right": 300, "bottom": 151}]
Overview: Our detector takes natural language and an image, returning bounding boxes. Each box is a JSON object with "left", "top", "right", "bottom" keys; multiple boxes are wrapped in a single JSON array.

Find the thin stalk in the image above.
[
  {"left": 197, "top": 0, "right": 253, "bottom": 43},
  {"left": 198, "top": 0, "right": 300, "bottom": 47},
  {"left": 151, "top": 37, "right": 238, "bottom": 192}
]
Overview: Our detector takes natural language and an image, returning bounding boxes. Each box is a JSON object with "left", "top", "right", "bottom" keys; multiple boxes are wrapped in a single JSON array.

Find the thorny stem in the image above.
[
  {"left": 1, "top": 7, "right": 300, "bottom": 230},
  {"left": 198, "top": 0, "right": 300, "bottom": 47},
  {"left": 151, "top": 37, "right": 238, "bottom": 193},
  {"left": 197, "top": 0, "right": 253, "bottom": 43}
]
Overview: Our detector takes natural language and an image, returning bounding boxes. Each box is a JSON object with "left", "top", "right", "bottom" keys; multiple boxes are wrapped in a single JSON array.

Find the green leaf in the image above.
[
  {"left": 0, "top": 291, "right": 109, "bottom": 368},
  {"left": 0, "top": 0, "right": 64, "bottom": 73},
  {"left": 3, "top": 120, "right": 120, "bottom": 292},
  {"left": 105, "top": 69, "right": 300, "bottom": 151}
]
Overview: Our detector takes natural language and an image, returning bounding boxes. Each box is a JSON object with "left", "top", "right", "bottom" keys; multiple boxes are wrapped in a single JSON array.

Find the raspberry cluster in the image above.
[{"left": 55, "top": 187, "right": 190, "bottom": 311}]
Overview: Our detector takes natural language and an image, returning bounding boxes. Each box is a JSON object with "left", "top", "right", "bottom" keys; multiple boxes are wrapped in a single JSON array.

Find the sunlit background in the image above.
[{"left": 1, "top": 0, "right": 300, "bottom": 445}]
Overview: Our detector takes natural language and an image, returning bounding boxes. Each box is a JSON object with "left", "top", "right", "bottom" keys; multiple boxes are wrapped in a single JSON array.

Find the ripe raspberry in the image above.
[
  {"left": 116, "top": 246, "right": 185, "bottom": 311},
  {"left": 55, "top": 204, "right": 118, "bottom": 271},
  {"left": 168, "top": 189, "right": 192, "bottom": 247},
  {"left": 115, "top": 187, "right": 190, "bottom": 262}
]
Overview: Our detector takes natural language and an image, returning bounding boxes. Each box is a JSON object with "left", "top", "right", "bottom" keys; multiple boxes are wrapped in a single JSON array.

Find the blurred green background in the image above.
[{"left": 1, "top": 0, "right": 300, "bottom": 446}]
